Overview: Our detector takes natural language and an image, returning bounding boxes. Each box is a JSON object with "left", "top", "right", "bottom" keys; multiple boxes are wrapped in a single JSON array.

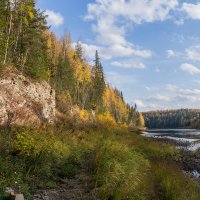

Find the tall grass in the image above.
[
  {"left": 0, "top": 126, "right": 200, "bottom": 199},
  {"left": 92, "top": 137, "right": 149, "bottom": 200}
]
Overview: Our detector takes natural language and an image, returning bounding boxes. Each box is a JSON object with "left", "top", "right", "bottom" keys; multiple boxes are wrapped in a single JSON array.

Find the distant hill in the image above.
[{"left": 143, "top": 109, "right": 200, "bottom": 129}]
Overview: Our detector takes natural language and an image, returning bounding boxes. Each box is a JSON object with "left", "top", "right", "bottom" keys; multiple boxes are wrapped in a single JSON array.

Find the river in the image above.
[{"left": 142, "top": 129, "right": 200, "bottom": 151}]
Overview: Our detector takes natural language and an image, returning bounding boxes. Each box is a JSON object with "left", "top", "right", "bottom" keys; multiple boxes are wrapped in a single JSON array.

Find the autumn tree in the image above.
[{"left": 136, "top": 112, "right": 145, "bottom": 128}]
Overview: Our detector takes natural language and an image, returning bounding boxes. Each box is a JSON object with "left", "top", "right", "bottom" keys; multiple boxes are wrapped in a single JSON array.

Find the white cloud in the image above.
[
  {"left": 84, "top": 0, "right": 200, "bottom": 66},
  {"left": 170, "top": 33, "right": 185, "bottom": 43},
  {"left": 182, "top": 3, "right": 200, "bottom": 20},
  {"left": 138, "top": 84, "right": 200, "bottom": 111},
  {"left": 79, "top": 42, "right": 152, "bottom": 61},
  {"left": 194, "top": 80, "right": 200, "bottom": 84},
  {"left": 179, "top": 88, "right": 200, "bottom": 96},
  {"left": 173, "top": 88, "right": 200, "bottom": 102},
  {"left": 167, "top": 50, "right": 176, "bottom": 57},
  {"left": 83, "top": 1, "right": 200, "bottom": 63},
  {"left": 174, "top": 19, "right": 184, "bottom": 25},
  {"left": 186, "top": 46, "right": 200, "bottom": 61},
  {"left": 147, "top": 94, "right": 170, "bottom": 102},
  {"left": 167, "top": 45, "right": 200, "bottom": 62},
  {"left": 145, "top": 86, "right": 151, "bottom": 91},
  {"left": 134, "top": 99, "right": 146, "bottom": 108},
  {"left": 86, "top": 0, "right": 178, "bottom": 44},
  {"left": 166, "top": 50, "right": 180, "bottom": 58},
  {"left": 84, "top": 0, "right": 171, "bottom": 60},
  {"left": 45, "top": 10, "right": 64, "bottom": 27},
  {"left": 85, "top": 0, "right": 178, "bottom": 24},
  {"left": 174, "top": 95, "right": 200, "bottom": 102},
  {"left": 180, "top": 63, "right": 200, "bottom": 75},
  {"left": 111, "top": 61, "right": 145, "bottom": 69},
  {"left": 78, "top": 42, "right": 99, "bottom": 59},
  {"left": 106, "top": 71, "right": 136, "bottom": 88}
]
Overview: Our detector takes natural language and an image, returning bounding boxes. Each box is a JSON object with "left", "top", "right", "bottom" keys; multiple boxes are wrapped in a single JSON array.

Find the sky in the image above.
[{"left": 37, "top": 0, "right": 200, "bottom": 111}]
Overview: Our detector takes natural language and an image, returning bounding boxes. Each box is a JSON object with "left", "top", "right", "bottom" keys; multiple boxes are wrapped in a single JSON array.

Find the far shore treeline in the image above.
[{"left": 143, "top": 109, "right": 200, "bottom": 129}]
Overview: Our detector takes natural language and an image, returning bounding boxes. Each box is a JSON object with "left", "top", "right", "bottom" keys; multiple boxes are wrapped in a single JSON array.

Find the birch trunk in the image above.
[{"left": 3, "top": 1, "right": 13, "bottom": 65}]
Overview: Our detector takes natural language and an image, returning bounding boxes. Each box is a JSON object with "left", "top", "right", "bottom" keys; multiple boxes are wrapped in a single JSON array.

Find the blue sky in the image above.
[{"left": 37, "top": 0, "right": 200, "bottom": 111}]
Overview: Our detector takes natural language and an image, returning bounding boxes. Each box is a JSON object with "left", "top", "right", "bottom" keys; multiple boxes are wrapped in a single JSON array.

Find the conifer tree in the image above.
[
  {"left": 75, "top": 41, "right": 83, "bottom": 61},
  {"left": 92, "top": 50, "right": 106, "bottom": 110}
]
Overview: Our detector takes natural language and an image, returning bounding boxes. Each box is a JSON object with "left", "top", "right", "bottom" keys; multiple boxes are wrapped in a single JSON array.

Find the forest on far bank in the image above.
[{"left": 143, "top": 109, "right": 200, "bottom": 129}]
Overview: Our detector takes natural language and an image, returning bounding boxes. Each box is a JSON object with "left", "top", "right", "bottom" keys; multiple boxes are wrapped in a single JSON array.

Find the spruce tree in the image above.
[
  {"left": 75, "top": 41, "right": 83, "bottom": 61},
  {"left": 92, "top": 50, "right": 105, "bottom": 110}
]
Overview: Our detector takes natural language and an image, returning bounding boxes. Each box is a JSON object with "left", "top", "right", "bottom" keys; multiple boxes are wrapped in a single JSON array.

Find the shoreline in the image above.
[{"left": 143, "top": 134, "right": 200, "bottom": 179}]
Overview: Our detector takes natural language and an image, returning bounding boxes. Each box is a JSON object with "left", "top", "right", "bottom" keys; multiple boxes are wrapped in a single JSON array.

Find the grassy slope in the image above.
[{"left": 0, "top": 125, "right": 200, "bottom": 200}]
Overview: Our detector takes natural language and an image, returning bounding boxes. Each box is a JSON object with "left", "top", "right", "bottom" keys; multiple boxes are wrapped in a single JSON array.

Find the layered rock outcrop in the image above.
[{"left": 0, "top": 69, "right": 55, "bottom": 126}]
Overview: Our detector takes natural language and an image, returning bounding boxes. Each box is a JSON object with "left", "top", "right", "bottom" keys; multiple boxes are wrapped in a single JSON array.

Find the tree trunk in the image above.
[{"left": 3, "top": 1, "right": 13, "bottom": 65}]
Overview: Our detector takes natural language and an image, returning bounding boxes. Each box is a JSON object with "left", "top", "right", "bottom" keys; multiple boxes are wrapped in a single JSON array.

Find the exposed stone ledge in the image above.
[{"left": 0, "top": 68, "right": 55, "bottom": 126}]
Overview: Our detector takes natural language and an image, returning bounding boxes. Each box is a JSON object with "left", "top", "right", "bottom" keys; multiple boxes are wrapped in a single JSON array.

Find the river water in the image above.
[{"left": 142, "top": 129, "right": 200, "bottom": 151}]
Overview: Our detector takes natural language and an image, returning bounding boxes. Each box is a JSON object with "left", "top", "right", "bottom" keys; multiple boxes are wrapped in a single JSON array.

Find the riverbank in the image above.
[
  {"left": 142, "top": 129, "right": 200, "bottom": 180},
  {"left": 1, "top": 126, "right": 200, "bottom": 200}
]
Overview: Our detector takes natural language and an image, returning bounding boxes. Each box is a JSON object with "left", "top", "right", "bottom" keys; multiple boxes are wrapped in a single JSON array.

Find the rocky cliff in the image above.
[{"left": 0, "top": 68, "right": 55, "bottom": 126}]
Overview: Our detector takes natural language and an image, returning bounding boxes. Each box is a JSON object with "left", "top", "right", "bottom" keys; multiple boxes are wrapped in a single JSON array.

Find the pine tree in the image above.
[
  {"left": 92, "top": 50, "right": 105, "bottom": 110},
  {"left": 75, "top": 41, "right": 83, "bottom": 61}
]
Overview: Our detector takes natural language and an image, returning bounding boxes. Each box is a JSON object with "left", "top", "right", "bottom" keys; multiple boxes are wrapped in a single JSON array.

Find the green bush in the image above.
[{"left": 0, "top": 127, "right": 84, "bottom": 198}]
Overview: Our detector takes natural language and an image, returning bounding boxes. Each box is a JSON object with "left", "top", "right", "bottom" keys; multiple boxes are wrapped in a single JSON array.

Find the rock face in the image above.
[{"left": 0, "top": 70, "right": 55, "bottom": 126}]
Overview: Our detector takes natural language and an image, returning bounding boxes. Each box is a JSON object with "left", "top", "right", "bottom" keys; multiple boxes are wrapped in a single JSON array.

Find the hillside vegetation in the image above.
[
  {"left": 0, "top": 0, "right": 143, "bottom": 128},
  {"left": 1, "top": 125, "right": 200, "bottom": 200}
]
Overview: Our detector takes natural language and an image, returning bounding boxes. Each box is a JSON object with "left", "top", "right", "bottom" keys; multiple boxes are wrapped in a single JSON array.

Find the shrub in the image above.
[
  {"left": 14, "top": 128, "right": 70, "bottom": 159},
  {"left": 56, "top": 91, "right": 72, "bottom": 114},
  {"left": 79, "top": 110, "right": 90, "bottom": 122},
  {"left": 11, "top": 128, "right": 72, "bottom": 190},
  {"left": 97, "top": 112, "right": 117, "bottom": 129}
]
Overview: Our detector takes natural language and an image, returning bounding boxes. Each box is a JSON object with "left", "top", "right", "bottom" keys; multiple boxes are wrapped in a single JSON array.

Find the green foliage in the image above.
[
  {"left": 92, "top": 50, "right": 106, "bottom": 109},
  {"left": 57, "top": 155, "right": 81, "bottom": 179},
  {"left": 143, "top": 109, "right": 200, "bottom": 129},
  {"left": 0, "top": 127, "right": 84, "bottom": 198},
  {"left": 1, "top": 126, "right": 200, "bottom": 199},
  {"left": 0, "top": 0, "right": 49, "bottom": 80},
  {"left": 14, "top": 128, "right": 70, "bottom": 159}
]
